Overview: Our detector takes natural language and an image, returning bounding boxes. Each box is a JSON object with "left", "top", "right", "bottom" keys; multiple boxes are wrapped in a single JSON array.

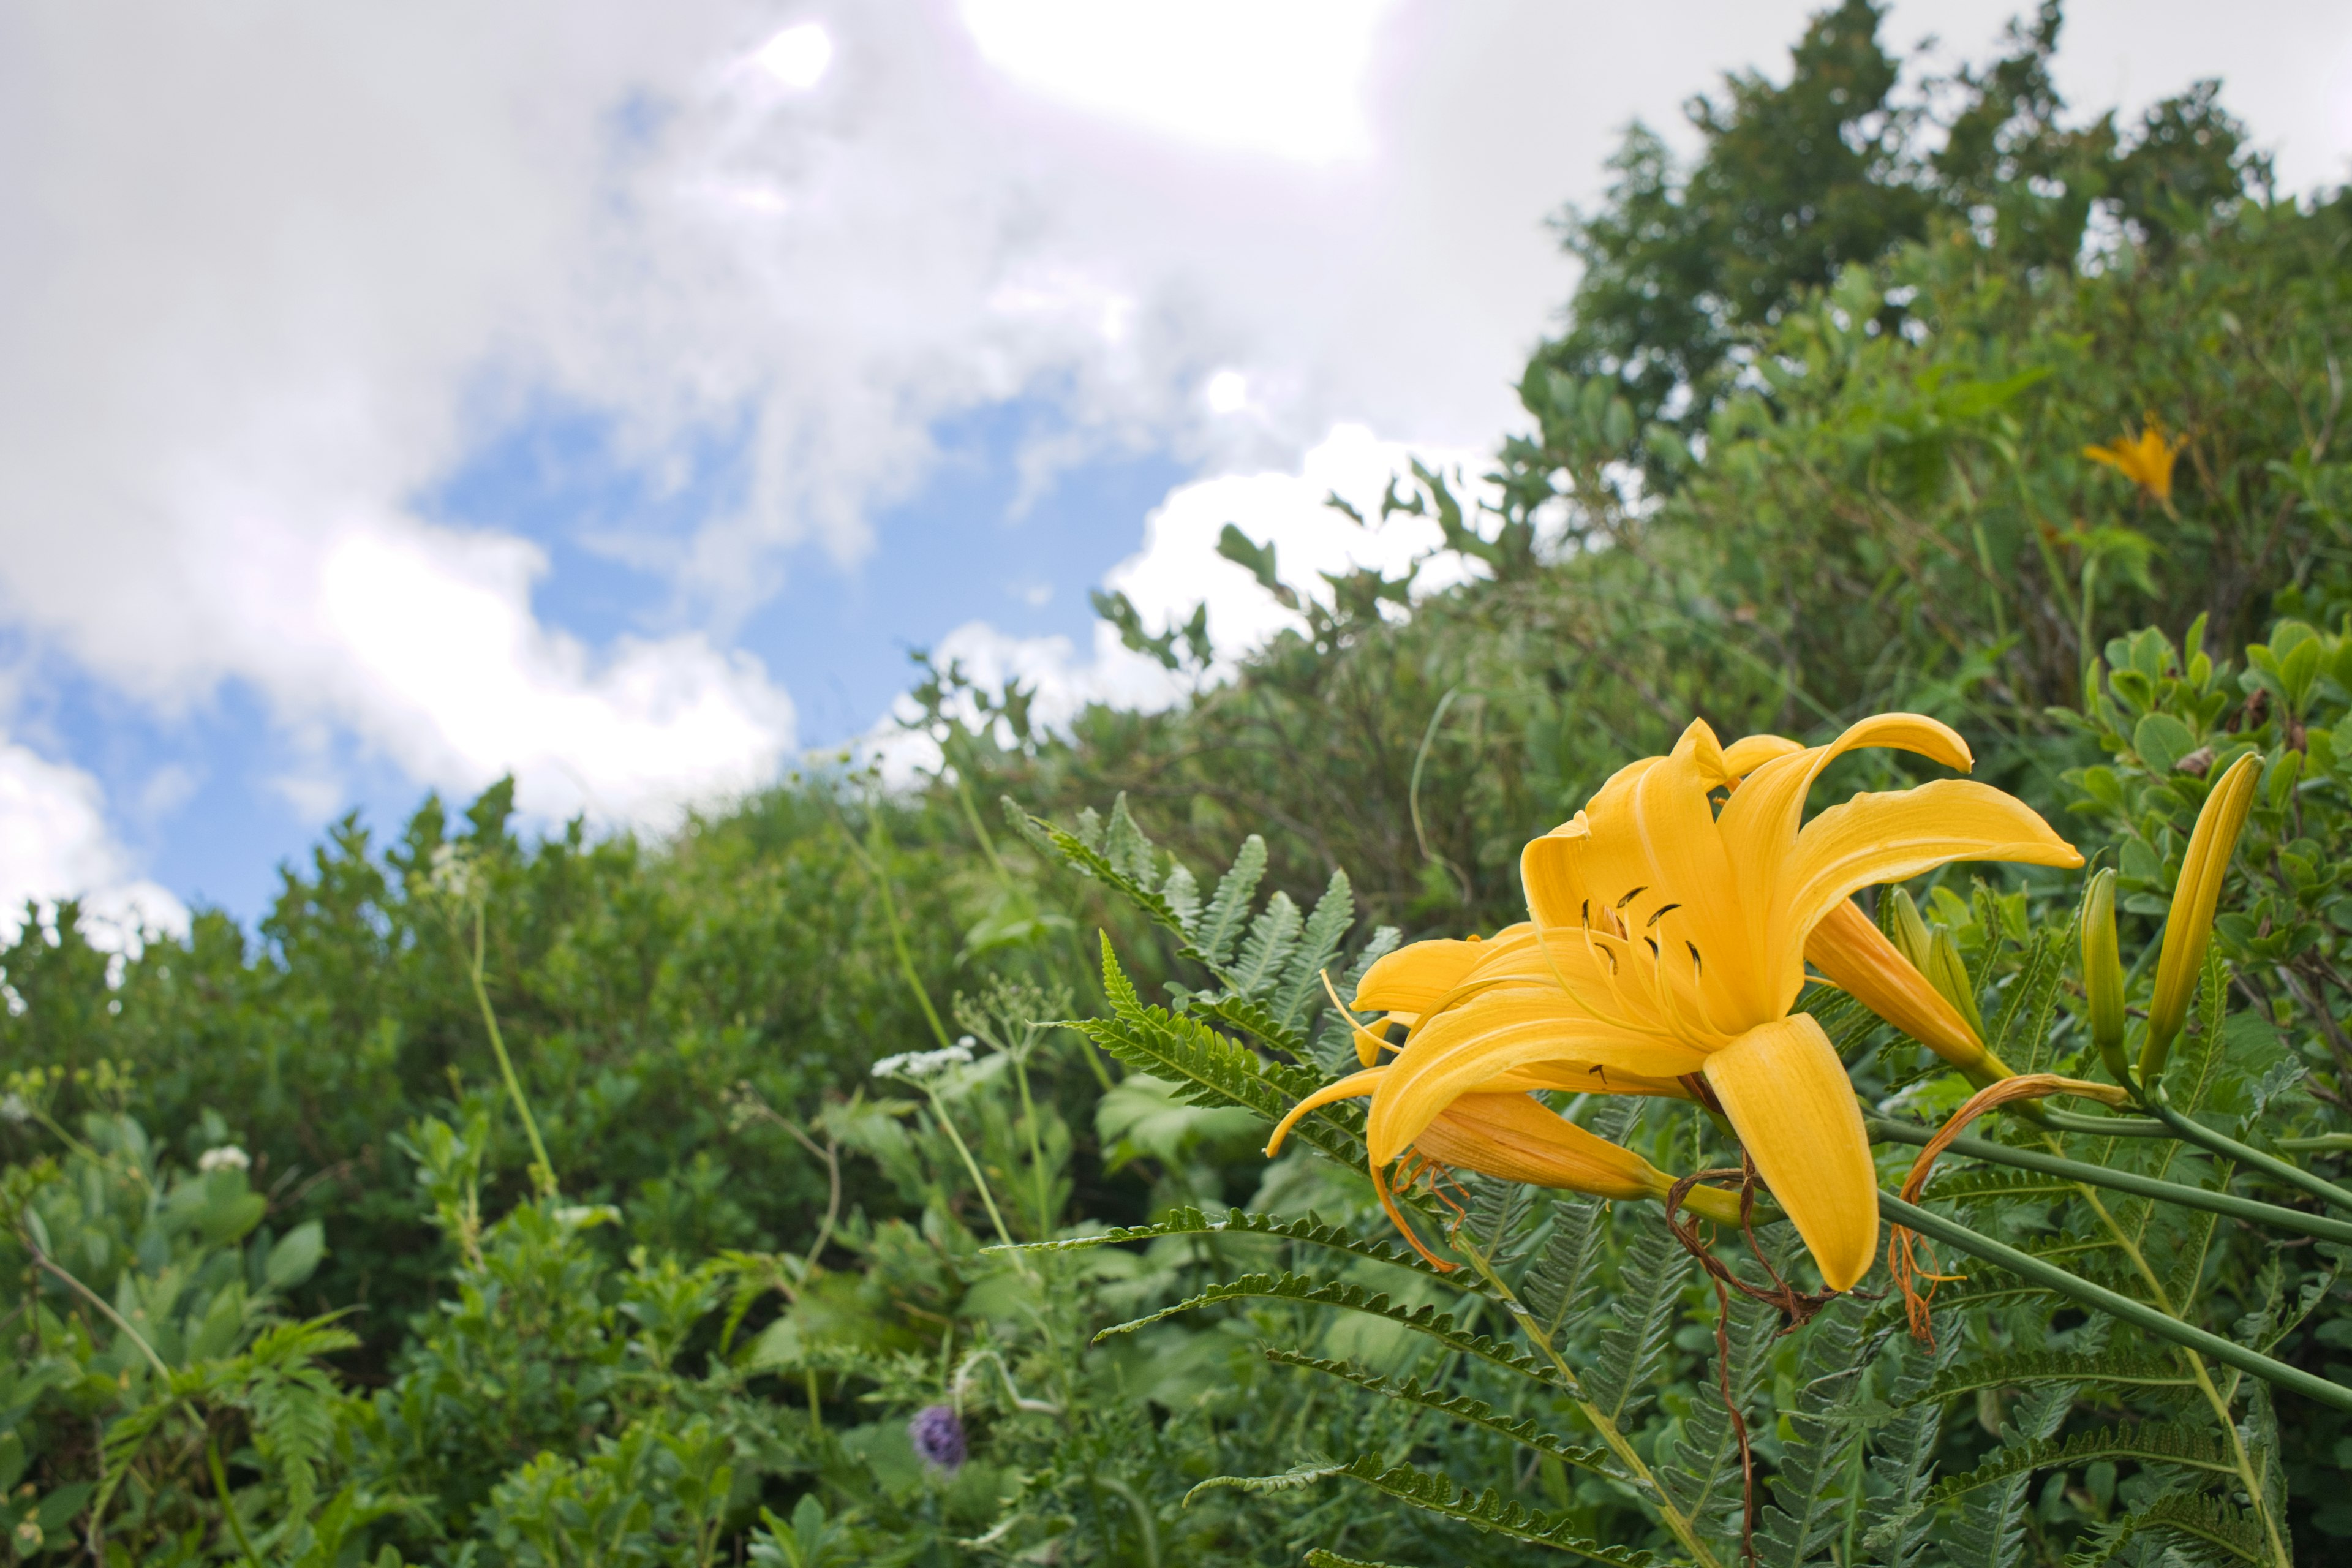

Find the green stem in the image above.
[
  {"left": 1880, "top": 1194, "right": 2352, "bottom": 1412},
  {"left": 1457, "top": 1246, "right": 1727, "bottom": 1568},
  {"left": 472, "top": 904, "right": 557, "bottom": 1198},
  {"left": 2280, "top": 1133, "right": 2352, "bottom": 1153},
  {"left": 925, "top": 1087, "right": 1024, "bottom": 1268},
  {"left": 2033, "top": 1107, "right": 2173, "bottom": 1139},
  {"left": 2146, "top": 1085, "right": 2352, "bottom": 1214},
  {"left": 850, "top": 812, "right": 956, "bottom": 1050},
  {"left": 207, "top": 1439, "right": 266, "bottom": 1568},
  {"left": 1867, "top": 1119, "right": 2352, "bottom": 1243}
]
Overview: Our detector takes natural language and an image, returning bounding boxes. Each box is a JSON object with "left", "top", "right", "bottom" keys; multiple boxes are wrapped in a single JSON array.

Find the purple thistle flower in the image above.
[{"left": 909, "top": 1404, "right": 967, "bottom": 1472}]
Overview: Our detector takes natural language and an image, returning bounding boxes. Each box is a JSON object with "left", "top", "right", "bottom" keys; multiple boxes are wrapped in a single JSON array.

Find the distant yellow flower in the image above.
[
  {"left": 2083, "top": 417, "right": 2187, "bottom": 503},
  {"left": 1272, "top": 714, "right": 2080, "bottom": 1291}
]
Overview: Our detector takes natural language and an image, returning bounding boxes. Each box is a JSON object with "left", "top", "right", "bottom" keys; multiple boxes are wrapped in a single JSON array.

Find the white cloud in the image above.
[
  {"left": 875, "top": 421, "right": 1488, "bottom": 777},
  {"left": 0, "top": 0, "right": 2345, "bottom": 910},
  {"left": 959, "top": 0, "right": 1393, "bottom": 164},
  {"left": 0, "top": 735, "right": 187, "bottom": 944}
]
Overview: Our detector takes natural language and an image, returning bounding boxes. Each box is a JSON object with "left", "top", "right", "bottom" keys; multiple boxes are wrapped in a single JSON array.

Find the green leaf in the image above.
[
  {"left": 1304, "top": 1552, "right": 1417, "bottom": 1568},
  {"left": 1079, "top": 939, "right": 1370, "bottom": 1172},
  {"left": 2136, "top": 1491, "right": 2269, "bottom": 1565},
  {"left": 1196, "top": 835, "right": 1270, "bottom": 967},
  {"left": 1657, "top": 1286, "right": 1781, "bottom": 1550},
  {"left": 1270, "top": 870, "right": 1355, "bottom": 1033},
  {"left": 1006, "top": 1204, "right": 1476, "bottom": 1291},
  {"left": 1183, "top": 1461, "right": 1348, "bottom": 1506},
  {"left": 265, "top": 1221, "right": 327, "bottom": 1291},
  {"left": 1934, "top": 1381, "right": 2077, "bottom": 1568},
  {"left": 1926, "top": 1420, "right": 2234, "bottom": 1506},
  {"left": 1263, "top": 1349, "right": 1615, "bottom": 1477},
  {"left": 1093, "top": 1271, "right": 1572, "bottom": 1390},
  {"left": 1859, "top": 1333, "right": 1960, "bottom": 1568},
  {"left": 1909, "top": 1349, "right": 2194, "bottom": 1404},
  {"left": 1327, "top": 1453, "right": 1662, "bottom": 1566},
  {"left": 1582, "top": 1215, "right": 1693, "bottom": 1427},
  {"left": 1231, "top": 892, "right": 1303, "bottom": 996},
  {"left": 1754, "top": 1297, "right": 1875, "bottom": 1568}
]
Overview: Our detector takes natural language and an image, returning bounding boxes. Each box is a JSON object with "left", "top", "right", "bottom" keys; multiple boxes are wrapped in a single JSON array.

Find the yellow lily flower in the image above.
[
  {"left": 1275, "top": 713, "right": 2079, "bottom": 1291},
  {"left": 2083, "top": 417, "right": 2187, "bottom": 503}
]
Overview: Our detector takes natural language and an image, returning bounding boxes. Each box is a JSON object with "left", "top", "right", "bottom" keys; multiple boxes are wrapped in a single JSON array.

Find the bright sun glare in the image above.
[
  {"left": 958, "top": 0, "right": 1389, "bottom": 164},
  {"left": 754, "top": 23, "right": 835, "bottom": 91}
]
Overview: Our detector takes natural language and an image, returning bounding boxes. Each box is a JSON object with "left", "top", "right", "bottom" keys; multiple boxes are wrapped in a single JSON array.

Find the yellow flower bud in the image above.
[
  {"left": 2141, "top": 751, "right": 2260, "bottom": 1084},
  {"left": 2080, "top": 868, "right": 2128, "bottom": 1087}
]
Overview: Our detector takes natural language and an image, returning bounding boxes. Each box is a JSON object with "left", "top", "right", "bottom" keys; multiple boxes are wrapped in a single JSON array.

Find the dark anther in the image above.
[
  {"left": 1614, "top": 886, "right": 1648, "bottom": 910},
  {"left": 1644, "top": 902, "right": 1681, "bottom": 928}
]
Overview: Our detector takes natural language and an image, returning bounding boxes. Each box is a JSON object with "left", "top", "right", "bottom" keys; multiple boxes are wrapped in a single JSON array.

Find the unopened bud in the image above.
[
  {"left": 2080, "top": 869, "right": 2128, "bottom": 1088},
  {"left": 1924, "top": 928, "right": 1989, "bottom": 1044},
  {"left": 2143, "top": 751, "right": 2260, "bottom": 1085}
]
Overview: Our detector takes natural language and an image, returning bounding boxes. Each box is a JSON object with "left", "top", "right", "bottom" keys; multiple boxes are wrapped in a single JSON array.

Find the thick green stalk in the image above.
[
  {"left": 2144, "top": 1086, "right": 2352, "bottom": 1214},
  {"left": 1880, "top": 1194, "right": 2352, "bottom": 1412},
  {"left": 1866, "top": 1119, "right": 2352, "bottom": 1244}
]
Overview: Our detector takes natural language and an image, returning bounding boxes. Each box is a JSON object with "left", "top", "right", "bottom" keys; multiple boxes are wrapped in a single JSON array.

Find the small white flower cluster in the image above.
[
  {"left": 429, "top": 842, "right": 479, "bottom": 903},
  {"left": 871, "top": 1040, "right": 976, "bottom": 1081},
  {"left": 198, "top": 1144, "right": 252, "bottom": 1174},
  {"left": 0, "top": 1093, "right": 29, "bottom": 1125}
]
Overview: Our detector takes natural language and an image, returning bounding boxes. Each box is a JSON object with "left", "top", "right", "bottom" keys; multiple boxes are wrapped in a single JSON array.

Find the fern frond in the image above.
[
  {"left": 1232, "top": 892, "right": 1303, "bottom": 995},
  {"left": 1926, "top": 1420, "right": 2234, "bottom": 1505},
  {"left": 1093, "top": 1272, "right": 1572, "bottom": 1390},
  {"left": 1328, "top": 1454, "right": 1662, "bottom": 1566},
  {"left": 1923, "top": 1168, "right": 2076, "bottom": 1204},
  {"left": 2136, "top": 1491, "right": 2269, "bottom": 1566},
  {"left": 1655, "top": 1285, "right": 1779, "bottom": 1548},
  {"left": 1304, "top": 1551, "right": 1417, "bottom": 1568},
  {"left": 1583, "top": 1216, "right": 1693, "bottom": 1427},
  {"left": 1080, "top": 939, "right": 1367, "bottom": 1170},
  {"left": 1934, "top": 1381, "right": 2076, "bottom": 1568},
  {"left": 1187, "top": 993, "right": 1308, "bottom": 1057},
  {"left": 1753, "top": 1297, "right": 1874, "bottom": 1568},
  {"left": 1196, "top": 835, "right": 1270, "bottom": 967},
  {"left": 1911, "top": 1349, "right": 2194, "bottom": 1405},
  {"left": 1262, "top": 1350, "right": 1614, "bottom": 1477},
  {"left": 1006, "top": 1204, "right": 1474, "bottom": 1291},
  {"left": 1104, "top": 793, "right": 1157, "bottom": 886},
  {"left": 1858, "top": 1332, "right": 1959, "bottom": 1568},
  {"left": 1520, "top": 1197, "right": 1610, "bottom": 1344},
  {"left": 1016, "top": 807, "right": 1191, "bottom": 940},
  {"left": 1270, "top": 871, "right": 1354, "bottom": 1031},
  {"left": 1161, "top": 862, "right": 1200, "bottom": 934},
  {"left": 1183, "top": 1461, "right": 1348, "bottom": 1505}
]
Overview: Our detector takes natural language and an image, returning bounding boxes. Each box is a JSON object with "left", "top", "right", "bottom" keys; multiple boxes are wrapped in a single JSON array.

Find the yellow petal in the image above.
[
  {"left": 1804, "top": 898, "right": 2001, "bottom": 1079},
  {"left": 1264, "top": 1065, "right": 1386, "bottom": 1156},
  {"left": 1412, "top": 1093, "right": 1665, "bottom": 1200},
  {"left": 1366, "top": 989, "right": 1704, "bottom": 1163},
  {"left": 1720, "top": 733, "right": 1804, "bottom": 777},
  {"left": 1354, "top": 930, "right": 1523, "bottom": 1014},
  {"left": 1702, "top": 1013, "right": 1878, "bottom": 1291},
  {"left": 1716, "top": 713, "right": 1975, "bottom": 1007},
  {"left": 1781, "top": 780, "right": 2080, "bottom": 977}
]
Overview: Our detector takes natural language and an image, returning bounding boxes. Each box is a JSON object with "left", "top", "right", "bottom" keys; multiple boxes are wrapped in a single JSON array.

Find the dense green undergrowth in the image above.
[{"left": 8, "top": 3, "right": 2352, "bottom": 1562}]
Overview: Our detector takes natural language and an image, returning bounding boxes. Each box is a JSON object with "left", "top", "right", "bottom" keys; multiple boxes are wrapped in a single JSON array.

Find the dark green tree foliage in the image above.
[{"left": 1540, "top": 0, "right": 2268, "bottom": 474}]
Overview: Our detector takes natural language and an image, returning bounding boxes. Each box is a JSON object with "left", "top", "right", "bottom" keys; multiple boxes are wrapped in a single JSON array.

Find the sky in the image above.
[{"left": 1, "top": 1, "right": 2348, "bottom": 932}]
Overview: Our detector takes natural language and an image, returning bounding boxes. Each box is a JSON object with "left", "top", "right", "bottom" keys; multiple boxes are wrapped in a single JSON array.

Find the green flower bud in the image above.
[
  {"left": 2081, "top": 868, "right": 2128, "bottom": 1088},
  {"left": 2142, "top": 751, "right": 2260, "bottom": 1085}
]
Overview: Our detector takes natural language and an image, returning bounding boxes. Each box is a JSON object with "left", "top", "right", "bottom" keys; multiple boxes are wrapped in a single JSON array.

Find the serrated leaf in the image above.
[
  {"left": 1858, "top": 1332, "right": 1959, "bottom": 1568},
  {"left": 1093, "top": 1272, "right": 1573, "bottom": 1390},
  {"left": 1327, "top": 1453, "right": 1662, "bottom": 1566},
  {"left": 1161, "top": 862, "right": 1200, "bottom": 935},
  {"left": 1270, "top": 870, "right": 1355, "bottom": 1033},
  {"left": 1197, "top": 836, "right": 1270, "bottom": 967},
  {"left": 1304, "top": 1551, "right": 1418, "bottom": 1568},
  {"left": 1927, "top": 1420, "right": 2234, "bottom": 1506},
  {"left": 1754, "top": 1298, "right": 1874, "bottom": 1568},
  {"left": 1936, "top": 1381, "right": 2076, "bottom": 1568},
  {"left": 1183, "top": 1461, "right": 1347, "bottom": 1506},
  {"left": 2136, "top": 1490, "right": 2269, "bottom": 1564},
  {"left": 1908, "top": 1349, "right": 2193, "bottom": 1405},
  {"left": 1003, "top": 1204, "right": 1475, "bottom": 1291},
  {"left": 1188, "top": 992, "right": 1308, "bottom": 1057},
  {"left": 1232, "top": 892, "right": 1303, "bottom": 996},
  {"left": 1656, "top": 1284, "right": 1780, "bottom": 1548},
  {"left": 1583, "top": 1216, "right": 1694, "bottom": 1427},
  {"left": 1263, "top": 1349, "right": 1615, "bottom": 1477},
  {"left": 1312, "top": 926, "right": 1400, "bottom": 1073},
  {"left": 1079, "top": 939, "right": 1370, "bottom": 1174},
  {"left": 1104, "top": 793, "right": 1156, "bottom": 887}
]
